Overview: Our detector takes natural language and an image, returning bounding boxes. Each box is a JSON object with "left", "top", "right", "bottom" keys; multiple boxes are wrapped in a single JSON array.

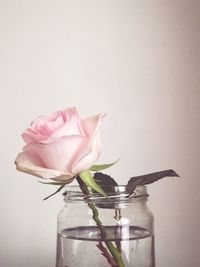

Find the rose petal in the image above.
[
  {"left": 22, "top": 107, "right": 84, "bottom": 145},
  {"left": 72, "top": 114, "right": 104, "bottom": 173},
  {"left": 41, "top": 116, "right": 64, "bottom": 135},
  {"left": 72, "top": 133, "right": 101, "bottom": 174},
  {"left": 81, "top": 114, "right": 105, "bottom": 136},
  {"left": 22, "top": 129, "right": 46, "bottom": 144},
  {"left": 49, "top": 115, "right": 86, "bottom": 139},
  {"left": 24, "top": 135, "right": 87, "bottom": 173},
  {"left": 63, "top": 107, "right": 79, "bottom": 122},
  {"left": 15, "top": 152, "right": 72, "bottom": 180}
]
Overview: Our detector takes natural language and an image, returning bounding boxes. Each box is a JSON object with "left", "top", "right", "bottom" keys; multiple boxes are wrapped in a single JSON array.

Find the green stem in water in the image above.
[
  {"left": 114, "top": 208, "right": 122, "bottom": 253},
  {"left": 76, "top": 176, "right": 125, "bottom": 267},
  {"left": 88, "top": 202, "right": 125, "bottom": 267}
]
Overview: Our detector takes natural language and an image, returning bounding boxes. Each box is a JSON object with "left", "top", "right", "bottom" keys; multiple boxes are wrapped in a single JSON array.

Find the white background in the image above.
[{"left": 0, "top": 1, "right": 200, "bottom": 266}]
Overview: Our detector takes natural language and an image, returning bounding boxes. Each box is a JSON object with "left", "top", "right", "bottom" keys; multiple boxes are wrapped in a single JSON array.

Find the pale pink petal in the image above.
[
  {"left": 22, "top": 129, "right": 45, "bottom": 144},
  {"left": 72, "top": 133, "right": 101, "bottom": 174},
  {"left": 81, "top": 114, "right": 105, "bottom": 136},
  {"left": 63, "top": 107, "right": 79, "bottom": 122},
  {"left": 22, "top": 132, "right": 35, "bottom": 144},
  {"left": 40, "top": 116, "right": 64, "bottom": 135},
  {"left": 32, "top": 116, "right": 48, "bottom": 132},
  {"left": 71, "top": 114, "right": 104, "bottom": 173},
  {"left": 22, "top": 112, "right": 63, "bottom": 144},
  {"left": 22, "top": 108, "right": 84, "bottom": 144},
  {"left": 24, "top": 135, "right": 87, "bottom": 173},
  {"left": 15, "top": 152, "right": 73, "bottom": 180},
  {"left": 49, "top": 115, "right": 86, "bottom": 139},
  {"left": 45, "top": 110, "right": 63, "bottom": 122}
]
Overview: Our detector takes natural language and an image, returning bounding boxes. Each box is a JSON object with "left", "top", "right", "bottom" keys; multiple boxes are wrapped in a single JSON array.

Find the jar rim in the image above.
[{"left": 63, "top": 185, "right": 148, "bottom": 202}]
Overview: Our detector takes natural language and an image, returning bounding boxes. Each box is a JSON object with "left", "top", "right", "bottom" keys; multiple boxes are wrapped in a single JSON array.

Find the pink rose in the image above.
[{"left": 15, "top": 108, "right": 104, "bottom": 181}]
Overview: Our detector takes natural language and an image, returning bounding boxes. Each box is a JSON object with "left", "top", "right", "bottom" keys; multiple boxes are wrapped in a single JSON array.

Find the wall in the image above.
[{"left": 0, "top": 1, "right": 199, "bottom": 266}]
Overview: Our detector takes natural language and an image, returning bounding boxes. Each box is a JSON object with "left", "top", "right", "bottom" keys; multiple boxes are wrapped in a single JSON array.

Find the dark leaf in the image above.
[
  {"left": 93, "top": 172, "right": 118, "bottom": 209},
  {"left": 93, "top": 172, "right": 118, "bottom": 194},
  {"left": 127, "top": 169, "right": 180, "bottom": 195}
]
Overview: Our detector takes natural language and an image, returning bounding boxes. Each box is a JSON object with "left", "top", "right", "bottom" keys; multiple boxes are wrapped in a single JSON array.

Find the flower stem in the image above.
[
  {"left": 79, "top": 170, "right": 107, "bottom": 196},
  {"left": 76, "top": 175, "right": 125, "bottom": 267},
  {"left": 88, "top": 202, "right": 125, "bottom": 267}
]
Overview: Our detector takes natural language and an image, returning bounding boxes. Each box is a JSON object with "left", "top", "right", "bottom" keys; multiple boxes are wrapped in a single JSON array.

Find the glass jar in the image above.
[{"left": 56, "top": 185, "right": 155, "bottom": 267}]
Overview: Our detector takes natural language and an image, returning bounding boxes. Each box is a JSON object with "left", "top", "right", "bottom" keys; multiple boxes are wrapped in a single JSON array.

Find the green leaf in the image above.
[
  {"left": 79, "top": 170, "right": 107, "bottom": 197},
  {"left": 43, "top": 184, "right": 66, "bottom": 200},
  {"left": 90, "top": 159, "right": 119, "bottom": 172},
  {"left": 127, "top": 169, "right": 180, "bottom": 195}
]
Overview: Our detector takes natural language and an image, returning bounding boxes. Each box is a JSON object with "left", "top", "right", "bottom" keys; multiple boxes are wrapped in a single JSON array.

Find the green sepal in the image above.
[
  {"left": 90, "top": 159, "right": 119, "bottom": 172},
  {"left": 40, "top": 178, "right": 74, "bottom": 200},
  {"left": 43, "top": 184, "right": 66, "bottom": 200},
  {"left": 79, "top": 170, "right": 107, "bottom": 197},
  {"left": 39, "top": 179, "right": 73, "bottom": 186}
]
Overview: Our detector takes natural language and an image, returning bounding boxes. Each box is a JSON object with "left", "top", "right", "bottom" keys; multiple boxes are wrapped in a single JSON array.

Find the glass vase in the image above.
[{"left": 56, "top": 185, "right": 155, "bottom": 267}]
